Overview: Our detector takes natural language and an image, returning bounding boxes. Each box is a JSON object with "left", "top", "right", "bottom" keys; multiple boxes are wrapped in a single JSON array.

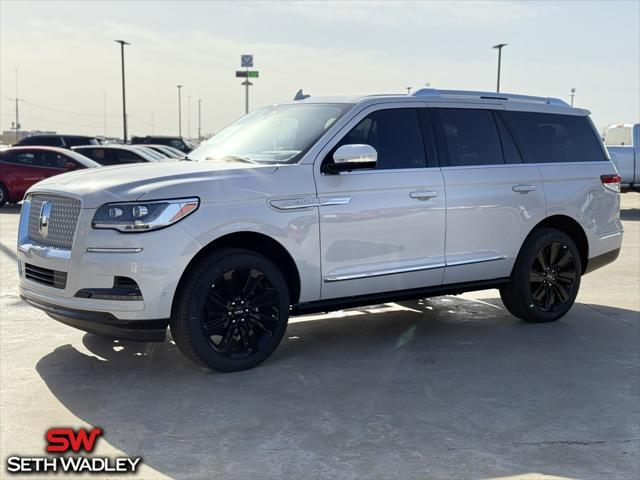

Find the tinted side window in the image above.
[
  {"left": 495, "top": 112, "right": 523, "bottom": 164},
  {"left": 8, "top": 151, "right": 46, "bottom": 166},
  {"left": 64, "top": 136, "right": 97, "bottom": 147},
  {"left": 432, "top": 108, "right": 504, "bottom": 166},
  {"left": 42, "top": 152, "right": 70, "bottom": 169},
  {"left": 505, "top": 111, "right": 606, "bottom": 163},
  {"left": 34, "top": 136, "right": 63, "bottom": 147},
  {"left": 114, "top": 150, "right": 145, "bottom": 163},
  {"left": 335, "top": 108, "right": 426, "bottom": 170},
  {"left": 78, "top": 148, "right": 108, "bottom": 165}
]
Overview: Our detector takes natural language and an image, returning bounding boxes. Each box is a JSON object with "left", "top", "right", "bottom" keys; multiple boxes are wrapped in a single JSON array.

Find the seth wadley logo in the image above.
[{"left": 5, "top": 427, "right": 142, "bottom": 474}]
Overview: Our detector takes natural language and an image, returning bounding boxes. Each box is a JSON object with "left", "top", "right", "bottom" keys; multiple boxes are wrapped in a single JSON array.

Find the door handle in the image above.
[
  {"left": 512, "top": 184, "right": 535, "bottom": 193},
  {"left": 410, "top": 190, "right": 438, "bottom": 200}
]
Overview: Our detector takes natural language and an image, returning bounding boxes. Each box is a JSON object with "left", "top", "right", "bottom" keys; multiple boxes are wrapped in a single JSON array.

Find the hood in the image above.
[{"left": 28, "top": 160, "right": 279, "bottom": 208}]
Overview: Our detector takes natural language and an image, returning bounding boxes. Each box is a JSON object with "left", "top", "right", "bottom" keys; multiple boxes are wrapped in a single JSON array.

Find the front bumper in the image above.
[
  {"left": 21, "top": 296, "right": 167, "bottom": 342},
  {"left": 17, "top": 196, "right": 201, "bottom": 328}
]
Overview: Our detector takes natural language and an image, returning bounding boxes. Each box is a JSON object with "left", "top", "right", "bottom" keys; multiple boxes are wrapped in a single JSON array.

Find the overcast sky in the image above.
[{"left": 1, "top": 0, "right": 638, "bottom": 138}]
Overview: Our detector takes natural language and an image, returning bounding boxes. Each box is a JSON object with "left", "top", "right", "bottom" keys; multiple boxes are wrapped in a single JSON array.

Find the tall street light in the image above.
[
  {"left": 570, "top": 88, "right": 576, "bottom": 107},
  {"left": 198, "top": 99, "right": 202, "bottom": 141},
  {"left": 177, "top": 85, "right": 183, "bottom": 137},
  {"left": 492, "top": 43, "right": 508, "bottom": 93},
  {"left": 114, "top": 40, "right": 130, "bottom": 142}
]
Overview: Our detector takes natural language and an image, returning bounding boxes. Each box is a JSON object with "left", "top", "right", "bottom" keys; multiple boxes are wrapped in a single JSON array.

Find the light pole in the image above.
[
  {"left": 12, "top": 68, "right": 21, "bottom": 143},
  {"left": 406, "top": 86, "right": 412, "bottom": 94},
  {"left": 103, "top": 92, "right": 107, "bottom": 138},
  {"left": 198, "top": 99, "right": 202, "bottom": 141},
  {"left": 114, "top": 40, "right": 130, "bottom": 142},
  {"left": 492, "top": 43, "right": 508, "bottom": 93},
  {"left": 177, "top": 85, "right": 183, "bottom": 137},
  {"left": 187, "top": 95, "right": 191, "bottom": 140},
  {"left": 570, "top": 88, "right": 576, "bottom": 107}
]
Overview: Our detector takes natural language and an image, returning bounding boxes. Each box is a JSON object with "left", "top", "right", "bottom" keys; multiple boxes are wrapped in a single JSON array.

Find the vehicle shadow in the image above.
[
  {"left": 620, "top": 207, "right": 639, "bottom": 221},
  {"left": 0, "top": 204, "right": 22, "bottom": 214},
  {"left": 35, "top": 297, "right": 639, "bottom": 480}
]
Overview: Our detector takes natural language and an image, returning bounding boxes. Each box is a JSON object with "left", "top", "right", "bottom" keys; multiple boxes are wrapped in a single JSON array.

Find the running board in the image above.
[{"left": 291, "top": 278, "right": 510, "bottom": 316}]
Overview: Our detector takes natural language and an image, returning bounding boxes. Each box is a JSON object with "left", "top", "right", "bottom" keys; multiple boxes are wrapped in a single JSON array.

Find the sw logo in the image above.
[
  {"left": 46, "top": 427, "right": 103, "bottom": 453},
  {"left": 5, "top": 426, "right": 142, "bottom": 475}
]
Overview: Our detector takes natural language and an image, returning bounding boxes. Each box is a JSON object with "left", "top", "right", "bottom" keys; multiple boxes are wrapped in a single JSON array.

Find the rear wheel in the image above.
[
  {"left": 0, "top": 183, "right": 7, "bottom": 208},
  {"left": 171, "top": 248, "right": 290, "bottom": 371},
  {"left": 500, "top": 228, "right": 581, "bottom": 323}
]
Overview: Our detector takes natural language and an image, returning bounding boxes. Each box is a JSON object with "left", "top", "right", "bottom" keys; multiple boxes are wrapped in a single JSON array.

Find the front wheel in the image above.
[
  {"left": 500, "top": 228, "right": 582, "bottom": 323},
  {"left": 171, "top": 248, "right": 290, "bottom": 371}
]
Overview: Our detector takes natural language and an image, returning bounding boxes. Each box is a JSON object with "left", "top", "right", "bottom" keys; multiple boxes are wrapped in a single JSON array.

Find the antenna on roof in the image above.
[{"left": 293, "top": 89, "right": 310, "bottom": 101}]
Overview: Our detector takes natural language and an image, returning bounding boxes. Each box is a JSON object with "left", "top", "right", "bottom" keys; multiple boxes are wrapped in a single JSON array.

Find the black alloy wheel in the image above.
[
  {"left": 171, "top": 248, "right": 290, "bottom": 371},
  {"left": 500, "top": 228, "right": 582, "bottom": 323},
  {"left": 528, "top": 241, "right": 578, "bottom": 312},
  {"left": 201, "top": 267, "right": 280, "bottom": 359}
]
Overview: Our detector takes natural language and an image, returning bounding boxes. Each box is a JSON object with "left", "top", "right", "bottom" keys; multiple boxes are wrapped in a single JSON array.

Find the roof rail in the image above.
[{"left": 411, "top": 88, "right": 569, "bottom": 107}]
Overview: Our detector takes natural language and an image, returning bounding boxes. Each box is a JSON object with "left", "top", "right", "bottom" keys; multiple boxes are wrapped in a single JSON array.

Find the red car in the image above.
[{"left": 0, "top": 147, "right": 99, "bottom": 207}]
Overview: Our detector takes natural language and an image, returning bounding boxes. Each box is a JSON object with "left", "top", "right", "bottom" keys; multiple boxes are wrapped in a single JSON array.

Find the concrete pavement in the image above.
[{"left": 1, "top": 194, "right": 638, "bottom": 480}]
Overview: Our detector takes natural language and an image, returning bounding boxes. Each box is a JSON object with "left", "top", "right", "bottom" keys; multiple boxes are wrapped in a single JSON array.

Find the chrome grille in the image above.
[{"left": 28, "top": 194, "right": 81, "bottom": 249}]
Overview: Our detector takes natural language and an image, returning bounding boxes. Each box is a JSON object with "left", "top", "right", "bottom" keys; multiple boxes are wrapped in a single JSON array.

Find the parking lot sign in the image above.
[{"left": 241, "top": 54, "right": 253, "bottom": 68}]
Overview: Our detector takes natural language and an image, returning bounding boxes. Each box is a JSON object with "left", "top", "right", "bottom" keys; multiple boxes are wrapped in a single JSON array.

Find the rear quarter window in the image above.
[{"left": 506, "top": 111, "right": 606, "bottom": 163}]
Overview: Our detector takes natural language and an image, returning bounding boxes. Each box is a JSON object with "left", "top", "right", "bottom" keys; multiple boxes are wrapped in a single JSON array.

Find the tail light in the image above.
[{"left": 601, "top": 174, "right": 621, "bottom": 193}]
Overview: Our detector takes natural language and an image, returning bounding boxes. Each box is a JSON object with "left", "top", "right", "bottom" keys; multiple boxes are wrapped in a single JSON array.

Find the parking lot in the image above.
[{"left": 0, "top": 193, "right": 638, "bottom": 480}]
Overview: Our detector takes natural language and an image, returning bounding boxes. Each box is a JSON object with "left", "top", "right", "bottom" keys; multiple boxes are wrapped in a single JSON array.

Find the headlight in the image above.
[{"left": 92, "top": 198, "right": 199, "bottom": 232}]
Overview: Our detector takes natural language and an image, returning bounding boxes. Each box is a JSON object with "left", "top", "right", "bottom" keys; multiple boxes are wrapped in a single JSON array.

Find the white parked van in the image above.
[{"left": 17, "top": 89, "right": 623, "bottom": 371}]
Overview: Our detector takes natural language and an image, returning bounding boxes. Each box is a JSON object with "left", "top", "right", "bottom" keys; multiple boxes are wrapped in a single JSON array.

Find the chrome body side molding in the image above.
[
  {"left": 323, "top": 255, "right": 507, "bottom": 282},
  {"left": 269, "top": 197, "right": 351, "bottom": 211}
]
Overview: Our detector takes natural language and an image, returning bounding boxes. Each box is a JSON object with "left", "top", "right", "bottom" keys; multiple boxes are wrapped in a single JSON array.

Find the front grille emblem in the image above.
[{"left": 39, "top": 201, "right": 53, "bottom": 237}]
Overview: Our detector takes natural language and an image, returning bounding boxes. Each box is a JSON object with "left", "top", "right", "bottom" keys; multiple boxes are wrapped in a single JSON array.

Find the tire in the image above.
[
  {"left": 0, "top": 183, "right": 8, "bottom": 208},
  {"left": 500, "top": 228, "right": 582, "bottom": 323},
  {"left": 171, "top": 248, "right": 290, "bottom": 371}
]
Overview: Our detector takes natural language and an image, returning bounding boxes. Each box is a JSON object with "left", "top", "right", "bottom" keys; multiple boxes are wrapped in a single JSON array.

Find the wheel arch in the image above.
[
  {"left": 171, "top": 231, "right": 302, "bottom": 316},
  {"left": 523, "top": 215, "right": 589, "bottom": 273}
]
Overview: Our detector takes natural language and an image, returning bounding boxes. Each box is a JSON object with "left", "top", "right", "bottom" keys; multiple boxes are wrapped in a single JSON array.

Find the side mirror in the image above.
[
  {"left": 64, "top": 161, "right": 76, "bottom": 170},
  {"left": 325, "top": 144, "right": 377, "bottom": 174}
]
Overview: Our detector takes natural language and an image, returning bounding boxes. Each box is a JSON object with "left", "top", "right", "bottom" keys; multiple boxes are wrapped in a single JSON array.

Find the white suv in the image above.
[{"left": 17, "top": 89, "right": 623, "bottom": 371}]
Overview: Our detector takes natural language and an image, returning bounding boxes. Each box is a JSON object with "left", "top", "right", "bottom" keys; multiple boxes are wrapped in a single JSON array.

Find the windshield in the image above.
[{"left": 189, "top": 103, "right": 351, "bottom": 164}]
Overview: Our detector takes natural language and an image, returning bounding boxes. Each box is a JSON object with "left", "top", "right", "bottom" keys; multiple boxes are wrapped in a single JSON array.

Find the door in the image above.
[
  {"left": 429, "top": 105, "right": 546, "bottom": 284},
  {"left": 315, "top": 104, "right": 446, "bottom": 299},
  {"left": 2, "top": 150, "right": 52, "bottom": 199}
]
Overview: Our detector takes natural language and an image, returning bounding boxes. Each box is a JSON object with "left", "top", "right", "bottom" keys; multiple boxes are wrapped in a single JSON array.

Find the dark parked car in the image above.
[
  {"left": 0, "top": 147, "right": 99, "bottom": 207},
  {"left": 15, "top": 134, "right": 103, "bottom": 149},
  {"left": 143, "top": 144, "right": 187, "bottom": 159},
  {"left": 131, "top": 136, "right": 193, "bottom": 153},
  {"left": 72, "top": 145, "right": 170, "bottom": 166}
]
